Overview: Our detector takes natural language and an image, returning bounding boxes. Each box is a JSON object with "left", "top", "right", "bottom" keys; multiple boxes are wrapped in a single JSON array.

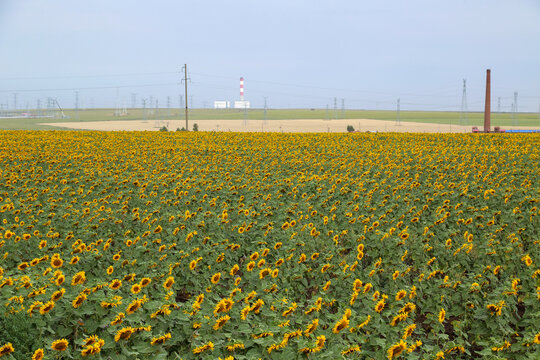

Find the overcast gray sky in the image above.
[{"left": 1, "top": 0, "right": 539, "bottom": 112}]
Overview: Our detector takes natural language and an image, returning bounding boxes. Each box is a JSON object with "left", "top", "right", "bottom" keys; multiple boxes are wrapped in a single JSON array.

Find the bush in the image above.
[
  {"left": 176, "top": 127, "right": 186, "bottom": 132},
  {"left": 159, "top": 126, "right": 168, "bottom": 132},
  {"left": 192, "top": 123, "right": 199, "bottom": 132},
  {"left": 347, "top": 125, "right": 355, "bottom": 132}
]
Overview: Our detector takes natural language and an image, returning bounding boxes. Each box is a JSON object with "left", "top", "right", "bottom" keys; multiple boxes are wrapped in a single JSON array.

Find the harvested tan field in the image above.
[{"left": 43, "top": 118, "right": 492, "bottom": 132}]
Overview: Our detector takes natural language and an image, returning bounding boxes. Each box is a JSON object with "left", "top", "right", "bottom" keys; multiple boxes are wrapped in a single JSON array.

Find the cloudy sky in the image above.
[{"left": 1, "top": 0, "right": 539, "bottom": 112}]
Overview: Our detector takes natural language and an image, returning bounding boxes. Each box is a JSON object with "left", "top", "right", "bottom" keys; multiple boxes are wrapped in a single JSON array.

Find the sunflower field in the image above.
[{"left": 0, "top": 131, "right": 538, "bottom": 360}]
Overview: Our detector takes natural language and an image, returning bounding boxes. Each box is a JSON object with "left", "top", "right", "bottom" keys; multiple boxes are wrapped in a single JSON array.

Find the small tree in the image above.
[
  {"left": 347, "top": 125, "right": 355, "bottom": 132},
  {"left": 159, "top": 126, "right": 168, "bottom": 132},
  {"left": 193, "top": 123, "right": 199, "bottom": 131}
]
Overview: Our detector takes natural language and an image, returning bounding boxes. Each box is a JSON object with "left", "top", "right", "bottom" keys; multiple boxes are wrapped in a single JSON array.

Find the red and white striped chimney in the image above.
[{"left": 240, "top": 77, "right": 244, "bottom": 101}]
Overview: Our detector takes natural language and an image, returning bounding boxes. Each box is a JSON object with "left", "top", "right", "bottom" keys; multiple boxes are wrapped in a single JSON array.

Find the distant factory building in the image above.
[
  {"left": 214, "top": 77, "right": 250, "bottom": 109},
  {"left": 213, "top": 101, "right": 231, "bottom": 109}
]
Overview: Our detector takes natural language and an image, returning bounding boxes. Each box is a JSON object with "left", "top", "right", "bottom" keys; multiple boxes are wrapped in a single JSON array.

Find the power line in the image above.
[
  {"left": 0, "top": 71, "right": 178, "bottom": 81},
  {"left": 0, "top": 82, "right": 179, "bottom": 93}
]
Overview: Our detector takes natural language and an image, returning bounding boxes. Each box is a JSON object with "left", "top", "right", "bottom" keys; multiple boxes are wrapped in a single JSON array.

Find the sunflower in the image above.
[
  {"left": 126, "top": 300, "right": 141, "bottom": 314},
  {"left": 110, "top": 313, "right": 125, "bottom": 326},
  {"left": 275, "top": 258, "right": 284, "bottom": 267},
  {"left": 353, "top": 279, "right": 363, "bottom": 292},
  {"left": 323, "top": 280, "right": 331, "bottom": 291},
  {"left": 51, "top": 339, "right": 68, "bottom": 351},
  {"left": 32, "top": 348, "right": 44, "bottom": 360},
  {"left": 150, "top": 333, "right": 171, "bottom": 346},
  {"left": 438, "top": 308, "right": 446, "bottom": 323},
  {"left": 230, "top": 264, "right": 239, "bottom": 276},
  {"left": 192, "top": 341, "right": 214, "bottom": 354},
  {"left": 259, "top": 268, "right": 271, "bottom": 279},
  {"left": 395, "top": 290, "right": 407, "bottom": 301},
  {"left": 109, "top": 279, "right": 122, "bottom": 290},
  {"left": 51, "top": 257, "right": 63, "bottom": 268},
  {"left": 0, "top": 343, "right": 14, "bottom": 356},
  {"left": 522, "top": 254, "right": 533, "bottom": 267},
  {"left": 274, "top": 242, "right": 282, "bottom": 250},
  {"left": 107, "top": 266, "right": 114, "bottom": 275},
  {"left": 140, "top": 277, "right": 151, "bottom": 287},
  {"left": 213, "top": 315, "right": 231, "bottom": 330},
  {"left": 154, "top": 225, "right": 162, "bottom": 233},
  {"left": 332, "top": 317, "right": 349, "bottom": 333},
  {"left": 114, "top": 327, "right": 134, "bottom": 342},
  {"left": 402, "top": 324, "right": 416, "bottom": 340},
  {"left": 246, "top": 261, "right": 255, "bottom": 271},
  {"left": 189, "top": 260, "right": 198, "bottom": 270},
  {"left": 51, "top": 288, "right": 65, "bottom": 302},
  {"left": 39, "top": 301, "right": 55, "bottom": 315},
  {"left": 72, "top": 294, "right": 87, "bottom": 309},
  {"left": 131, "top": 284, "right": 141, "bottom": 294},
  {"left": 211, "top": 272, "right": 221, "bottom": 284},
  {"left": 375, "top": 299, "right": 385, "bottom": 313},
  {"left": 71, "top": 271, "right": 86, "bottom": 286},
  {"left": 163, "top": 276, "right": 175, "bottom": 290},
  {"left": 387, "top": 340, "right": 407, "bottom": 359}
]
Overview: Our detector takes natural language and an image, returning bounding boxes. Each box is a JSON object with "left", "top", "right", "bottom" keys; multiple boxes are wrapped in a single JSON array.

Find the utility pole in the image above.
[
  {"left": 178, "top": 95, "right": 183, "bottom": 119},
  {"left": 513, "top": 92, "right": 518, "bottom": 113},
  {"left": 497, "top": 97, "right": 501, "bottom": 113},
  {"left": 341, "top": 98, "right": 345, "bottom": 119},
  {"left": 181, "top": 64, "right": 190, "bottom": 131},
  {"left": 167, "top": 96, "right": 171, "bottom": 118},
  {"left": 460, "top": 79, "right": 468, "bottom": 126},
  {"left": 333, "top": 97, "right": 337, "bottom": 120},
  {"left": 13, "top": 93, "right": 17, "bottom": 111},
  {"left": 131, "top": 93, "right": 137, "bottom": 109}
]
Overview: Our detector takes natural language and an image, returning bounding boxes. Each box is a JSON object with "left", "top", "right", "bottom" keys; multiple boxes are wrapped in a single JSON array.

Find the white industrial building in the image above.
[
  {"left": 234, "top": 100, "right": 250, "bottom": 109},
  {"left": 213, "top": 101, "right": 231, "bottom": 109}
]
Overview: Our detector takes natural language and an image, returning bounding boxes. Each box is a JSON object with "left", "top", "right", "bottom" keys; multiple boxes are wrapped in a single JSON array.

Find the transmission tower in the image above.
[
  {"left": 155, "top": 99, "right": 160, "bottom": 128},
  {"left": 167, "top": 96, "right": 171, "bottom": 118},
  {"left": 142, "top": 98, "right": 147, "bottom": 121},
  {"left": 13, "top": 93, "right": 17, "bottom": 111},
  {"left": 325, "top": 104, "right": 329, "bottom": 121},
  {"left": 511, "top": 103, "right": 516, "bottom": 126},
  {"left": 131, "top": 93, "right": 137, "bottom": 109},
  {"left": 263, "top": 97, "right": 268, "bottom": 124},
  {"left": 75, "top": 91, "right": 79, "bottom": 120},
  {"left": 497, "top": 97, "right": 501, "bottom": 113},
  {"left": 341, "top": 98, "right": 345, "bottom": 119},
  {"left": 333, "top": 97, "right": 337, "bottom": 120},
  {"left": 513, "top": 92, "right": 518, "bottom": 126},
  {"left": 459, "top": 79, "right": 468, "bottom": 126},
  {"left": 395, "top": 98, "right": 401, "bottom": 126}
]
